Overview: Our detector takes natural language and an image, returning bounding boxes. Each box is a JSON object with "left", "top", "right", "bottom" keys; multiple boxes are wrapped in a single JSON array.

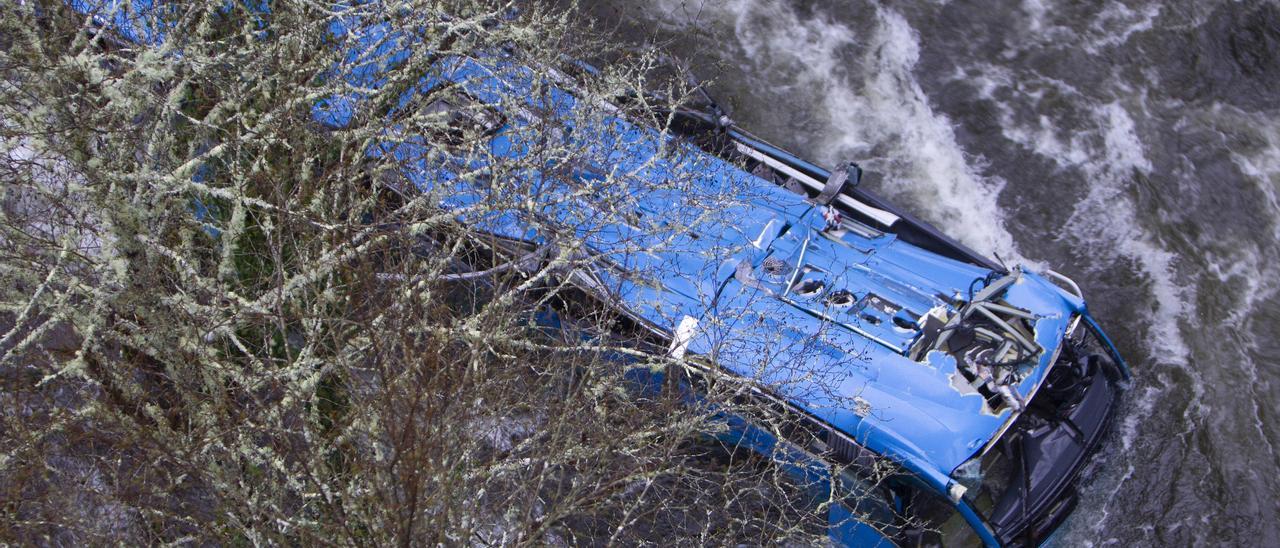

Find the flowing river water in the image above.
[{"left": 584, "top": 1, "right": 1280, "bottom": 545}]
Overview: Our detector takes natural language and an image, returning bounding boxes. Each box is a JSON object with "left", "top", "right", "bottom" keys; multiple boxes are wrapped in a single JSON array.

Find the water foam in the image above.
[
  {"left": 972, "top": 63, "right": 1194, "bottom": 364},
  {"left": 1084, "top": 3, "right": 1163, "bottom": 53},
  {"left": 980, "top": 74, "right": 1193, "bottom": 367},
  {"left": 643, "top": 0, "right": 1023, "bottom": 262},
  {"left": 1222, "top": 109, "right": 1280, "bottom": 461},
  {"left": 840, "top": 8, "right": 1021, "bottom": 262},
  {"left": 1075, "top": 103, "right": 1187, "bottom": 359},
  {"left": 1004, "top": 0, "right": 1164, "bottom": 61}
]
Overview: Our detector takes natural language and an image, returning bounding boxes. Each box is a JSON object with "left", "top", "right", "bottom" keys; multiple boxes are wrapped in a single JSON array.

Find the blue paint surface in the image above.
[{"left": 396, "top": 56, "right": 1091, "bottom": 484}]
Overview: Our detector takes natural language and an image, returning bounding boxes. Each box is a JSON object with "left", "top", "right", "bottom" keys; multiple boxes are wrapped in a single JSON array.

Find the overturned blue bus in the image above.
[
  {"left": 320, "top": 50, "right": 1132, "bottom": 546},
  {"left": 71, "top": 4, "right": 1131, "bottom": 545}
]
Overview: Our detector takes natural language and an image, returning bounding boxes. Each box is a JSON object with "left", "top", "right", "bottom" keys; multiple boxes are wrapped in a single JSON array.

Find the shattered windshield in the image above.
[
  {"left": 892, "top": 474, "right": 982, "bottom": 547},
  {"left": 955, "top": 447, "right": 1015, "bottom": 520}
]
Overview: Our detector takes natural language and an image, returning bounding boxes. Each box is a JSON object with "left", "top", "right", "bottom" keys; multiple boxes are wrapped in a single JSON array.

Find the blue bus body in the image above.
[{"left": 70, "top": 4, "right": 1130, "bottom": 545}]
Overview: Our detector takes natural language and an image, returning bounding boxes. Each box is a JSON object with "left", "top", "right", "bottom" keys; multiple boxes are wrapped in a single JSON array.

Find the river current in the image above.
[{"left": 587, "top": 1, "right": 1280, "bottom": 544}]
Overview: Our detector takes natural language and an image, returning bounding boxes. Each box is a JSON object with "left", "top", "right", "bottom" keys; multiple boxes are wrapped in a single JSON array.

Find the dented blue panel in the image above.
[{"left": 330, "top": 46, "right": 1087, "bottom": 481}]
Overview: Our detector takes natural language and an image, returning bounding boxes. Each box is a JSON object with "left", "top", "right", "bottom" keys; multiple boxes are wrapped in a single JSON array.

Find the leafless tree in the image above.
[{"left": 0, "top": 1, "right": 920, "bottom": 545}]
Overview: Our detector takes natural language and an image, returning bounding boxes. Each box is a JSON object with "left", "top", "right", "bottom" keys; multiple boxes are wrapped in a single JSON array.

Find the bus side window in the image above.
[
  {"left": 893, "top": 478, "right": 983, "bottom": 548},
  {"left": 828, "top": 468, "right": 899, "bottom": 547}
]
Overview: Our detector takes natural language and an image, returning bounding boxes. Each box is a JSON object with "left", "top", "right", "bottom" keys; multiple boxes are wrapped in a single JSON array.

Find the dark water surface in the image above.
[{"left": 585, "top": 1, "right": 1280, "bottom": 544}]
